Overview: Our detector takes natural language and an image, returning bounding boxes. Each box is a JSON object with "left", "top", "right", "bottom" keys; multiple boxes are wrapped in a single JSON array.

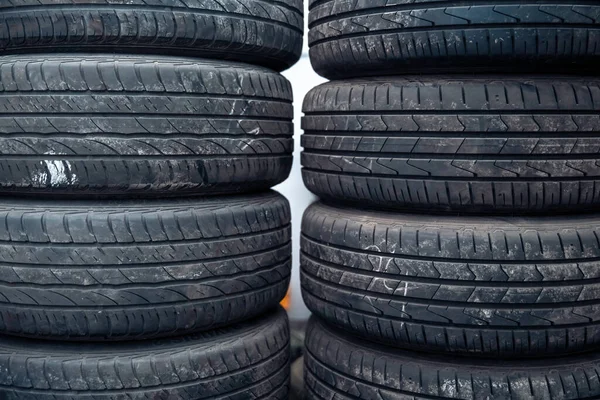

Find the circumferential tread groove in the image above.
[{"left": 301, "top": 202, "right": 600, "bottom": 356}]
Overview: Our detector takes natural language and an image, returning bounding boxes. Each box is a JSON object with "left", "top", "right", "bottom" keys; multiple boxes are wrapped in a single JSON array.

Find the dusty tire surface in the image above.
[
  {"left": 0, "top": 54, "right": 294, "bottom": 197},
  {"left": 308, "top": 0, "right": 600, "bottom": 79},
  {"left": 301, "top": 202, "right": 600, "bottom": 356},
  {"left": 302, "top": 76, "right": 600, "bottom": 213},
  {"left": 0, "top": 307, "right": 290, "bottom": 399},
  {"left": 305, "top": 316, "right": 600, "bottom": 400},
  {"left": 0, "top": 191, "right": 291, "bottom": 341},
  {"left": 0, "top": 0, "right": 303, "bottom": 72}
]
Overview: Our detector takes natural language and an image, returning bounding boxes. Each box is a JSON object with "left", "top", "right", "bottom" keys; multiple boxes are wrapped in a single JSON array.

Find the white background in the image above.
[{"left": 276, "top": 10, "right": 328, "bottom": 319}]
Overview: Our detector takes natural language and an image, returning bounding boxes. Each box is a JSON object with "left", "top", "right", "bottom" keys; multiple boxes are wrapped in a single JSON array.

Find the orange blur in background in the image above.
[{"left": 281, "top": 289, "right": 291, "bottom": 310}]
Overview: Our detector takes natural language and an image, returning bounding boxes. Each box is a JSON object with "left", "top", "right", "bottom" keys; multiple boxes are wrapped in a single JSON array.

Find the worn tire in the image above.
[
  {"left": 0, "top": 191, "right": 291, "bottom": 341},
  {"left": 0, "top": 307, "right": 290, "bottom": 399},
  {"left": 306, "top": 316, "right": 600, "bottom": 400},
  {"left": 1, "top": 0, "right": 303, "bottom": 72},
  {"left": 0, "top": 55, "right": 293, "bottom": 197},
  {"left": 301, "top": 202, "right": 600, "bottom": 356},
  {"left": 302, "top": 77, "right": 600, "bottom": 213},
  {"left": 308, "top": 0, "right": 600, "bottom": 78}
]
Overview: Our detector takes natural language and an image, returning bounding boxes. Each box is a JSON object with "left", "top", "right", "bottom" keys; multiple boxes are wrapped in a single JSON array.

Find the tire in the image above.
[
  {"left": 0, "top": 0, "right": 303, "bottom": 72},
  {"left": 301, "top": 201, "right": 600, "bottom": 356},
  {"left": 0, "top": 191, "right": 291, "bottom": 341},
  {"left": 305, "top": 316, "right": 600, "bottom": 400},
  {"left": 302, "top": 77, "right": 600, "bottom": 213},
  {"left": 0, "top": 307, "right": 290, "bottom": 400},
  {"left": 0, "top": 55, "right": 294, "bottom": 197},
  {"left": 308, "top": 0, "right": 600, "bottom": 79}
]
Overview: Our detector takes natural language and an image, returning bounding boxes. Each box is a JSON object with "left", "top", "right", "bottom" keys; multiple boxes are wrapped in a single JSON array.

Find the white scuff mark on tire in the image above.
[
  {"left": 366, "top": 244, "right": 381, "bottom": 252},
  {"left": 399, "top": 281, "right": 409, "bottom": 329},
  {"left": 32, "top": 155, "right": 78, "bottom": 186},
  {"left": 46, "top": 160, "right": 72, "bottom": 185},
  {"left": 32, "top": 169, "right": 48, "bottom": 186},
  {"left": 440, "top": 380, "right": 458, "bottom": 397}
]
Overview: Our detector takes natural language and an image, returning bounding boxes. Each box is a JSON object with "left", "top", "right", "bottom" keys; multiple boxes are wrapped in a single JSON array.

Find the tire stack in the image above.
[
  {"left": 301, "top": 2, "right": 600, "bottom": 399},
  {"left": 0, "top": 1, "right": 302, "bottom": 398}
]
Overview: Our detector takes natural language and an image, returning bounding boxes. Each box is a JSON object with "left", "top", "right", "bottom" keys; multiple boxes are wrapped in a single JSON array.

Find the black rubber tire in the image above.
[
  {"left": 0, "top": 54, "right": 294, "bottom": 198},
  {"left": 301, "top": 201, "right": 600, "bottom": 357},
  {"left": 0, "top": 307, "right": 290, "bottom": 399},
  {"left": 0, "top": 191, "right": 291, "bottom": 341},
  {"left": 306, "top": 316, "right": 600, "bottom": 400},
  {"left": 302, "top": 76, "right": 600, "bottom": 213},
  {"left": 0, "top": 0, "right": 303, "bottom": 72},
  {"left": 308, "top": 0, "right": 600, "bottom": 79}
]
